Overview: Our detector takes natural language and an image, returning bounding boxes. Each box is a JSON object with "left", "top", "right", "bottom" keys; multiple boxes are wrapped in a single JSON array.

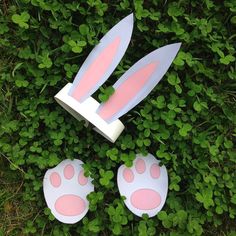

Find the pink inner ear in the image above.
[
  {"left": 98, "top": 62, "right": 158, "bottom": 121},
  {"left": 71, "top": 37, "right": 121, "bottom": 101}
]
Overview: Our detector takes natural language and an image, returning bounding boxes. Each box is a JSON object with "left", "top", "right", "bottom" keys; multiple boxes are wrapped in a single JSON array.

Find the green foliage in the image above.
[
  {"left": 68, "top": 40, "right": 87, "bottom": 53},
  {"left": 12, "top": 12, "right": 30, "bottom": 29},
  {"left": 0, "top": 0, "right": 236, "bottom": 235},
  {"left": 98, "top": 86, "right": 115, "bottom": 102}
]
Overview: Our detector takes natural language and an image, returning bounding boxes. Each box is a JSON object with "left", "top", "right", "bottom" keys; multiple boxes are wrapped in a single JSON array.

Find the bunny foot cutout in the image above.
[
  {"left": 117, "top": 154, "right": 168, "bottom": 217},
  {"left": 43, "top": 159, "right": 94, "bottom": 224}
]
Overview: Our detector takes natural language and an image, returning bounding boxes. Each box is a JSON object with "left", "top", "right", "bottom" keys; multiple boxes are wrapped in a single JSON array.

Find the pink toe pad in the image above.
[
  {"left": 135, "top": 158, "right": 146, "bottom": 174},
  {"left": 150, "top": 163, "right": 160, "bottom": 179},
  {"left": 55, "top": 194, "right": 86, "bottom": 216},
  {"left": 64, "top": 164, "right": 74, "bottom": 179},
  {"left": 50, "top": 172, "right": 61, "bottom": 188},
  {"left": 123, "top": 168, "right": 134, "bottom": 183},
  {"left": 130, "top": 189, "right": 161, "bottom": 210},
  {"left": 78, "top": 170, "right": 88, "bottom": 186}
]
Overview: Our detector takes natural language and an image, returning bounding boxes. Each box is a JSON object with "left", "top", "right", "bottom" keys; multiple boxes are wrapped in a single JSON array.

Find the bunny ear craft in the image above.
[
  {"left": 97, "top": 43, "right": 181, "bottom": 123},
  {"left": 55, "top": 14, "right": 134, "bottom": 143},
  {"left": 69, "top": 13, "right": 134, "bottom": 102},
  {"left": 55, "top": 13, "right": 181, "bottom": 142}
]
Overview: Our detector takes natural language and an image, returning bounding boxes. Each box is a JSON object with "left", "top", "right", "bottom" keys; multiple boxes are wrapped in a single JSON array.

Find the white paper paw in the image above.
[
  {"left": 117, "top": 154, "right": 168, "bottom": 217},
  {"left": 43, "top": 159, "right": 94, "bottom": 224}
]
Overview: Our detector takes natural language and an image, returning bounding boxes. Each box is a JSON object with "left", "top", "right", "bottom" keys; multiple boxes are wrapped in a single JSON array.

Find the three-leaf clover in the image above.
[
  {"left": 179, "top": 123, "right": 192, "bottom": 137},
  {"left": 12, "top": 12, "right": 30, "bottom": 29},
  {"left": 99, "top": 169, "right": 114, "bottom": 186},
  {"left": 68, "top": 40, "right": 87, "bottom": 53},
  {"left": 220, "top": 54, "right": 235, "bottom": 65},
  {"left": 195, "top": 188, "right": 214, "bottom": 209},
  {"left": 98, "top": 86, "right": 115, "bottom": 102},
  {"left": 38, "top": 51, "right": 53, "bottom": 69}
]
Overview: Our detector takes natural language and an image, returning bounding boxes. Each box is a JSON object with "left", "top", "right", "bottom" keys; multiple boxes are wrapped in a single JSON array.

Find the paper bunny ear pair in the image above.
[{"left": 55, "top": 13, "right": 181, "bottom": 142}]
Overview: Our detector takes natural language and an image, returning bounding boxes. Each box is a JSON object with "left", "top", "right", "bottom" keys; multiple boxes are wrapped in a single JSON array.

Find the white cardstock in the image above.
[
  {"left": 97, "top": 43, "right": 181, "bottom": 123},
  {"left": 54, "top": 83, "right": 124, "bottom": 143},
  {"left": 69, "top": 13, "right": 134, "bottom": 102},
  {"left": 117, "top": 153, "right": 168, "bottom": 217},
  {"left": 43, "top": 159, "right": 94, "bottom": 224}
]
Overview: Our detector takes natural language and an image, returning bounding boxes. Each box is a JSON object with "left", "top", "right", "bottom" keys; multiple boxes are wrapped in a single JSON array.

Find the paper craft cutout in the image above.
[
  {"left": 117, "top": 153, "right": 168, "bottom": 217},
  {"left": 55, "top": 84, "right": 125, "bottom": 143},
  {"left": 43, "top": 159, "right": 94, "bottom": 224},
  {"left": 69, "top": 14, "right": 134, "bottom": 102},
  {"left": 55, "top": 13, "right": 181, "bottom": 143},
  {"left": 97, "top": 43, "right": 181, "bottom": 123}
]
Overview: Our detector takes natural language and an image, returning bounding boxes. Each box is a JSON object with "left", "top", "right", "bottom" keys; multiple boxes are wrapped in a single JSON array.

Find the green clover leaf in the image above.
[{"left": 12, "top": 12, "right": 30, "bottom": 29}]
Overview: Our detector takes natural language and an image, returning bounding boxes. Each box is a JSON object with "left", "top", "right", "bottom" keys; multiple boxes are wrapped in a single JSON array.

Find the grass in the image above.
[{"left": 0, "top": 156, "right": 25, "bottom": 235}]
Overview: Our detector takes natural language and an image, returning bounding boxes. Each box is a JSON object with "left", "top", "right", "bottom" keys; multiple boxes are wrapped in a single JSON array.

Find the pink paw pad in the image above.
[
  {"left": 135, "top": 158, "right": 146, "bottom": 174},
  {"left": 123, "top": 168, "right": 134, "bottom": 183},
  {"left": 64, "top": 164, "right": 74, "bottom": 179},
  {"left": 50, "top": 172, "right": 61, "bottom": 188},
  {"left": 150, "top": 163, "right": 160, "bottom": 179},
  {"left": 131, "top": 189, "right": 161, "bottom": 210},
  {"left": 78, "top": 170, "right": 88, "bottom": 185},
  {"left": 55, "top": 194, "right": 86, "bottom": 216}
]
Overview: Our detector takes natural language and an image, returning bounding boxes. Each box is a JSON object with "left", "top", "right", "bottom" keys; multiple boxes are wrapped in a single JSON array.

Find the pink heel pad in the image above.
[
  {"left": 135, "top": 158, "right": 146, "bottom": 174},
  {"left": 50, "top": 172, "right": 61, "bottom": 187},
  {"left": 55, "top": 194, "right": 86, "bottom": 216},
  {"left": 130, "top": 189, "right": 161, "bottom": 210},
  {"left": 64, "top": 164, "right": 74, "bottom": 179},
  {"left": 71, "top": 37, "right": 120, "bottom": 101},
  {"left": 123, "top": 168, "right": 134, "bottom": 183},
  {"left": 98, "top": 62, "right": 158, "bottom": 121}
]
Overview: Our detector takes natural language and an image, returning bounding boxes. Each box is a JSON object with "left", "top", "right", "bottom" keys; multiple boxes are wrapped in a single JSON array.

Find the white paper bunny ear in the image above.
[
  {"left": 68, "top": 14, "right": 134, "bottom": 102},
  {"left": 97, "top": 43, "right": 181, "bottom": 123}
]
